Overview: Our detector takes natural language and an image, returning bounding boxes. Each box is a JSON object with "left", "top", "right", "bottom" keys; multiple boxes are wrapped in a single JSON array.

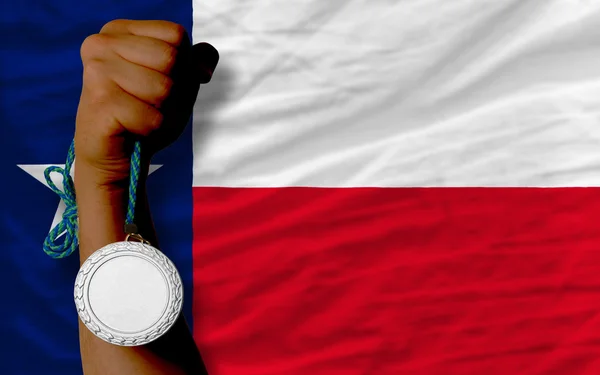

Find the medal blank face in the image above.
[
  {"left": 74, "top": 241, "right": 183, "bottom": 346},
  {"left": 88, "top": 255, "right": 168, "bottom": 333}
]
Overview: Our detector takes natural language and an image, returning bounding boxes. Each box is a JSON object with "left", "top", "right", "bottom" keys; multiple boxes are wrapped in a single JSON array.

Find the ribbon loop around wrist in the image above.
[{"left": 42, "top": 139, "right": 142, "bottom": 259}]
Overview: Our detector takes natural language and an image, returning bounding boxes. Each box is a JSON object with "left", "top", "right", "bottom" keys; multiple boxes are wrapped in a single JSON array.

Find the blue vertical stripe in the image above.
[{"left": 0, "top": 1, "right": 194, "bottom": 374}]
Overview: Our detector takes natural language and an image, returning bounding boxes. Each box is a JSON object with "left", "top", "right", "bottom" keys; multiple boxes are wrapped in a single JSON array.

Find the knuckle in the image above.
[
  {"left": 82, "top": 63, "right": 114, "bottom": 105},
  {"left": 153, "top": 75, "right": 173, "bottom": 105},
  {"left": 163, "top": 22, "right": 186, "bottom": 45},
  {"left": 87, "top": 83, "right": 114, "bottom": 107},
  {"left": 82, "top": 59, "right": 107, "bottom": 85},
  {"left": 80, "top": 34, "right": 110, "bottom": 60},
  {"left": 100, "top": 19, "right": 126, "bottom": 33},
  {"left": 146, "top": 107, "right": 164, "bottom": 132},
  {"left": 161, "top": 45, "right": 178, "bottom": 72}
]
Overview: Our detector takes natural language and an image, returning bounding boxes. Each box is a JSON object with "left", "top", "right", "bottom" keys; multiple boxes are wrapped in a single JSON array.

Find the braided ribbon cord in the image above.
[{"left": 42, "top": 139, "right": 142, "bottom": 259}]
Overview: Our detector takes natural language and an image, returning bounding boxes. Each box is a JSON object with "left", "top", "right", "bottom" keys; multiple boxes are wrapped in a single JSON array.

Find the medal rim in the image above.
[{"left": 74, "top": 241, "right": 183, "bottom": 347}]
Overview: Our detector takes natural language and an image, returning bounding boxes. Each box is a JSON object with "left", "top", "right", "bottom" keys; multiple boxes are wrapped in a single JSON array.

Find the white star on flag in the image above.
[{"left": 18, "top": 164, "right": 162, "bottom": 237}]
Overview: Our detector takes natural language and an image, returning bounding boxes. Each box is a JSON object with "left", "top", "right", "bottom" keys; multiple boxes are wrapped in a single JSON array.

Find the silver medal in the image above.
[{"left": 74, "top": 239, "right": 183, "bottom": 346}]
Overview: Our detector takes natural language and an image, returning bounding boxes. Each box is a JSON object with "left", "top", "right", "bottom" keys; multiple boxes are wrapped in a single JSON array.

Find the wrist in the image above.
[
  {"left": 74, "top": 159, "right": 148, "bottom": 196},
  {"left": 74, "top": 164, "right": 128, "bottom": 262},
  {"left": 74, "top": 161, "right": 151, "bottom": 262}
]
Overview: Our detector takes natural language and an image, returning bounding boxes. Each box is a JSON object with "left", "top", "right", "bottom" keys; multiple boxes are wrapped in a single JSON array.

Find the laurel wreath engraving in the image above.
[{"left": 74, "top": 241, "right": 183, "bottom": 346}]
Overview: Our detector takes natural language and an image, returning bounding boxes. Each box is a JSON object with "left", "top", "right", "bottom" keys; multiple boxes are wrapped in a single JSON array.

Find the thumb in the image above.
[
  {"left": 192, "top": 42, "right": 220, "bottom": 85},
  {"left": 175, "top": 41, "right": 220, "bottom": 107},
  {"left": 145, "top": 38, "right": 220, "bottom": 154}
]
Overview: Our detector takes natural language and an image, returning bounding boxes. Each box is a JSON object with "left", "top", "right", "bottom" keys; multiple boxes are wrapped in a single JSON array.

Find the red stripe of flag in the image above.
[{"left": 193, "top": 187, "right": 600, "bottom": 375}]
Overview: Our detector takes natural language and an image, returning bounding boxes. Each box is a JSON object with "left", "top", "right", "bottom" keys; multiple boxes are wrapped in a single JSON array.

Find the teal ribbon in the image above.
[{"left": 42, "top": 139, "right": 142, "bottom": 259}]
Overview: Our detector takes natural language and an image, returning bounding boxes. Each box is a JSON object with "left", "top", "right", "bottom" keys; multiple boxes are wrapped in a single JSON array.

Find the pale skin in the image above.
[{"left": 73, "top": 19, "right": 219, "bottom": 374}]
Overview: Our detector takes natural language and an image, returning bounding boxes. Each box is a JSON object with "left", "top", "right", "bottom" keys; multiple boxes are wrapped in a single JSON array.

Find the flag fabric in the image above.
[
  {"left": 3, "top": 1, "right": 600, "bottom": 374},
  {"left": 1, "top": 2, "right": 195, "bottom": 374}
]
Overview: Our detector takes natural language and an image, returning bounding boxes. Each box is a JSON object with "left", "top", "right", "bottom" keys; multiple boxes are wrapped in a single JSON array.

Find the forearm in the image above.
[{"left": 75, "top": 162, "right": 207, "bottom": 375}]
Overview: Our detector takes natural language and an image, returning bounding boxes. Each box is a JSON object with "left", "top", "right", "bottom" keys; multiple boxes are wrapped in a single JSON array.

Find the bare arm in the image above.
[
  {"left": 75, "top": 163, "right": 208, "bottom": 375},
  {"left": 71, "top": 18, "right": 218, "bottom": 375}
]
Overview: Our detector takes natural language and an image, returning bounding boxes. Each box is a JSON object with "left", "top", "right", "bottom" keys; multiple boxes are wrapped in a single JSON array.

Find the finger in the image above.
[
  {"left": 166, "top": 42, "right": 220, "bottom": 121},
  {"left": 110, "top": 85, "right": 164, "bottom": 136},
  {"left": 100, "top": 19, "right": 187, "bottom": 46},
  {"left": 107, "top": 58, "right": 173, "bottom": 108},
  {"left": 145, "top": 42, "right": 219, "bottom": 150},
  {"left": 84, "top": 82, "right": 163, "bottom": 137},
  {"left": 108, "top": 34, "right": 178, "bottom": 74},
  {"left": 80, "top": 34, "right": 178, "bottom": 74},
  {"left": 167, "top": 42, "right": 219, "bottom": 115},
  {"left": 192, "top": 42, "right": 220, "bottom": 84}
]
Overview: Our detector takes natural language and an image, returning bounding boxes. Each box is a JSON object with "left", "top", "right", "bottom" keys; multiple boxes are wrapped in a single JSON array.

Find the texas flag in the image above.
[{"left": 3, "top": 0, "right": 600, "bottom": 374}]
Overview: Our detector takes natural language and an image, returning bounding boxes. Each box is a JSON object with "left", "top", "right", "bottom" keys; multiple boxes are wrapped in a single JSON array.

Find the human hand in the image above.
[{"left": 74, "top": 19, "right": 219, "bottom": 187}]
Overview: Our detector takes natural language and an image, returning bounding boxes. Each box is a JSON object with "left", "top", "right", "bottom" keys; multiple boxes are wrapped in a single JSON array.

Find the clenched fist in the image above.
[{"left": 74, "top": 19, "right": 219, "bottom": 186}]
